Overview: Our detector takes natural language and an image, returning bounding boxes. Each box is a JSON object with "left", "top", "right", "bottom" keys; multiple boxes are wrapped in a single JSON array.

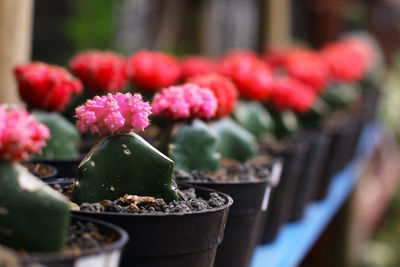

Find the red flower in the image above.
[
  {"left": 14, "top": 62, "right": 82, "bottom": 111},
  {"left": 189, "top": 74, "right": 238, "bottom": 118},
  {"left": 270, "top": 77, "right": 316, "bottom": 114},
  {"left": 322, "top": 42, "right": 365, "bottom": 82},
  {"left": 218, "top": 54, "right": 274, "bottom": 101},
  {"left": 126, "top": 50, "right": 181, "bottom": 92},
  {"left": 340, "top": 37, "right": 376, "bottom": 73},
  {"left": 180, "top": 56, "right": 216, "bottom": 80},
  {"left": 262, "top": 45, "right": 288, "bottom": 69},
  {"left": 283, "top": 49, "right": 329, "bottom": 93},
  {"left": 69, "top": 50, "right": 126, "bottom": 93}
]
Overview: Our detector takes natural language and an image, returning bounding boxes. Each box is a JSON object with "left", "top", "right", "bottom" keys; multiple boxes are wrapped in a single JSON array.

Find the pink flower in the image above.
[
  {"left": 151, "top": 83, "right": 218, "bottom": 120},
  {"left": 0, "top": 105, "right": 50, "bottom": 161},
  {"left": 75, "top": 93, "right": 152, "bottom": 135},
  {"left": 189, "top": 74, "right": 238, "bottom": 118}
]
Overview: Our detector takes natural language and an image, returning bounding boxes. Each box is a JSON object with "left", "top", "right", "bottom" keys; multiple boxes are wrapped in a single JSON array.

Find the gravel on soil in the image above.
[{"left": 174, "top": 157, "right": 272, "bottom": 182}]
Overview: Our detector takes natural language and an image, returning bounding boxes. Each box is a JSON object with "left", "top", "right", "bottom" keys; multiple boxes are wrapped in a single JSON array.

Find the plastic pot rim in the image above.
[
  {"left": 22, "top": 214, "right": 129, "bottom": 263},
  {"left": 22, "top": 162, "right": 58, "bottom": 180}
]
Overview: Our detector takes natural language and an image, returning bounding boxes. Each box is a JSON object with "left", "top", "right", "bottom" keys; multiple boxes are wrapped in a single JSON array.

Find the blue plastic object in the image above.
[{"left": 250, "top": 122, "right": 382, "bottom": 267}]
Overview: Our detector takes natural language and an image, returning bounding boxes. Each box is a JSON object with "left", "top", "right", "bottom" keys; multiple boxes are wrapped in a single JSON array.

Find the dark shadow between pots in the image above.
[
  {"left": 259, "top": 139, "right": 308, "bottom": 244},
  {"left": 288, "top": 130, "right": 330, "bottom": 222},
  {"left": 31, "top": 157, "right": 83, "bottom": 178}
]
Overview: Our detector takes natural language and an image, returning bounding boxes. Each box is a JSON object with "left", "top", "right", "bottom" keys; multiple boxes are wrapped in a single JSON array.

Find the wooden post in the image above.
[
  {"left": 0, "top": 0, "right": 34, "bottom": 104},
  {"left": 262, "top": 0, "right": 292, "bottom": 46}
]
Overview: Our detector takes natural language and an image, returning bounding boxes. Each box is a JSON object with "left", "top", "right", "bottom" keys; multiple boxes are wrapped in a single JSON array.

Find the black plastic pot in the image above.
[
  {"left": 31, "top": 158, "right": 82, "bottom": 178},
  {"left": 70, "top": 185, "right": 232, "bottom": 267},
  {"left": 313, "top": 120, "right": 356, "bottom": 201},
  {"left": 22, "top": 162, "right": 58, "bottom": 180},
  {"left": 177, "top": 158, "right": 282, "bottom": 267},
  {"left": 360, "top": 87, "right": 380, "bottom": 126},
  {"left": 340, "top": 114, "right": 364, "bottom": 169},
  {"left": 259, "top": 140, "right": 308, "bottom": 244},
  {"left": 288, "top": 130, "right": 330, "bottom": 221},
  {"left": 21, "top": 215, "right": 128, "bottom": 267}
]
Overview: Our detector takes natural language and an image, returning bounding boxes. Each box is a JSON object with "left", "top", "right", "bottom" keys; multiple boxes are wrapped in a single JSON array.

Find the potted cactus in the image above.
[
  {"left": 0, "top": 105, "right": 128, "bottom": 267},
  {"left": 215, "top": 49, "right": 322, "bottom": 242},
  {"left": 261, "top": 75, "right": 325, "bottom": 236},
  {"left": 67, "top": 50, "right": 128, "bottom": 154},
  {"left": 151, "top": 78, "right": 280, "bottom": 267},
  {"left": 305, "top": 38, "right": 374, "bottom": 201},
  {"left": 58, "top": 92, "right": 233, "bottom": 267},
  {"left": 13, "top": 62, "right": 83, "bottom": 177}
]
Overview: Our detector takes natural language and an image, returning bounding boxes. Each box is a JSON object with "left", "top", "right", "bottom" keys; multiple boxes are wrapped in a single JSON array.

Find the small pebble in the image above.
[
  {"left": 69, "top": 202, "right": 80, "bottom": 211},
  {"left": 80, "top": 203, "right": 104, "bottom": 212}
]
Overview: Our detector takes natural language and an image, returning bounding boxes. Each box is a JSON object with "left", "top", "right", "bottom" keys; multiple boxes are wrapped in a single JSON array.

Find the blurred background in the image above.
[
  {"left": 28, "top": 0, "right": 400, "bottom": 65},
  {"left": 2, "top": 0, "right": 400, "bottom": 266}
]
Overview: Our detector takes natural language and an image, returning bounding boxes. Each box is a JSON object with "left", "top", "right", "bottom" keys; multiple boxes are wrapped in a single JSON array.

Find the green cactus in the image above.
[
  {"left": 267, "top": 107, "right": 300, "bottom": 138},
  {"left": 31, "top": 111, "right": 80, "bottom": 160},
  {"left": 298, "top": 97, "right": 331, "bottom": 128},
  {"left": 0, "top": 162, "right": 70, "bottom": 252},
  {"left": 171, "top": 119, "right": 220, "bottom": 173},
  {"left": 72, "top": 132, "right": 178, "bottom": 204},
  {"left": 322, "top": 83, "right": 361, "bottom": 109},
  {"left": 232, "top": 100, "right": 274, "bottom": 140},
  {"left": 211, "top": 117, "right": 257, "bottom": 162}
]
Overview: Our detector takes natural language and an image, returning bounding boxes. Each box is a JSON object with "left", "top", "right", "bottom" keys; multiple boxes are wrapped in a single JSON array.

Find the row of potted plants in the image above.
[{"left": 0, "top": 31, "right": 383, "bottom": 266}]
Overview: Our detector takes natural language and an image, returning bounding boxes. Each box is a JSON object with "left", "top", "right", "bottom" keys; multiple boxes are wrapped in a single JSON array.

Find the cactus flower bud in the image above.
[
  {"left": 151, "top": 83, "right": 218, "bottom": 120},
  {"left": 126, "top": 50, "right": 181, "bottom": 91},
  {"left": 322, "top": 42, "right": 366, "bottom": 82},
  {"left": 283, "top": 49, "right": 329, "bottom": 93},
  {"left": 189, "top": 74, "right": 238, "bottom": 119},
  {"left": 180, "top": 56, "right": 216, "bottom": 80},
  {"left": 270, "top": 77, "right": 316, "bottom": 114},
  {"left": 14, "top": 62, "right": 82, "bottom": 111},
  {"left": 0, "top": 105, "right": 49, "bottom": 161},
  {"left": 69, "top": 50, "right": 126, "bottom": 93},
  {"left": 75, "top": 93, "right": 152, "bottom": 135},
  {"left": 217, "top": 54, "right": 274, "bottom": 101}
]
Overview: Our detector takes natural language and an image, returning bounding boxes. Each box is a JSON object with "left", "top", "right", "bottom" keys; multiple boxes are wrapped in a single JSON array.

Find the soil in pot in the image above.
[
  {"left": 258, "top": 138, "right": 308, "bottom": 244},
  {"left": 50, "top": 182, "right": 233, "bottom": 267},
  {"left": 175, "top": 156, "right": 281, "bottom": 267},
  {"left": 19, "top": 215, "right": 128, "bottom": 267},
  {"left": 21, "top": 162, "right": 57, "bottom": 180}
]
